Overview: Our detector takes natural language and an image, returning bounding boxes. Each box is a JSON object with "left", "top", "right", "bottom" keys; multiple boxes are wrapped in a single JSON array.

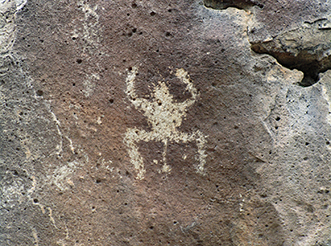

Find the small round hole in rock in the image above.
[{"left": 36, "top": 90, "right": 43, "bottom": 96}]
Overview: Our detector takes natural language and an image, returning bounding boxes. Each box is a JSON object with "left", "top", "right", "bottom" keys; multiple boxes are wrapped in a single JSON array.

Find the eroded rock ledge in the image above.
[{"left": 250, "top": 19, "right": 331, "bottom": 86}]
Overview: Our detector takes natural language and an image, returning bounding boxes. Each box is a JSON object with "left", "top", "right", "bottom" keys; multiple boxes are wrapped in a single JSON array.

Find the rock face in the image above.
[{"left": 1, "top": 0, "right": 331, "bottom": 245}]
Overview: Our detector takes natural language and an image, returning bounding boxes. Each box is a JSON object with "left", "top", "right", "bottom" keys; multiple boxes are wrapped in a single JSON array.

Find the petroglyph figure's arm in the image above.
[
  {"left": 176, "top": 68, "right": 199, "bottom": 107},
  {"left": 126, "top": 66, "right": 148, "bottom": 108}
]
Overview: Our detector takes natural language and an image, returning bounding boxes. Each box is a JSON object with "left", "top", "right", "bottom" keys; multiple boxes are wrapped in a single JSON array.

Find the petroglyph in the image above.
[
  {"left": 75, "top": 0, "right": 102, "bottom": 54},
  {"left": 47, "top": 160, "right": 80, "bottom": 191},
  {"left": 124, "top": 66, "right": 207, "bottom": 179},
  {"left": 82, "top": 73, "right": 99, "bottom": 97},
  {"left": 32, "top": 228, "right": 39, "bottom": 246}
]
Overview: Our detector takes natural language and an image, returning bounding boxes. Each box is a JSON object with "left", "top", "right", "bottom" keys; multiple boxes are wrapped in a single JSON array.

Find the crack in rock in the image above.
[
  {"left": 250, "top": 18, "right": 331, "bottom": 87},
  {"left": 203, "top": 0, "right": 264, "bottom": 10}
]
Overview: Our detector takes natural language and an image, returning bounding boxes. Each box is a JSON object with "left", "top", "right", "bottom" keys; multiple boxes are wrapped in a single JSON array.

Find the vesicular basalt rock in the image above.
[{"left": 1, "top": 0, "right": 331, "bottom": 245}]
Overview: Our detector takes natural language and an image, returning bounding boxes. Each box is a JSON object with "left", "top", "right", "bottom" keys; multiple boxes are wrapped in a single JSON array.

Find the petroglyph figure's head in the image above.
[
  {"left": 143, "top": 80, "right": 189, "bottom": 133},
  {"left": 152, "top": 81, "right": 174, "bottom": 106}
]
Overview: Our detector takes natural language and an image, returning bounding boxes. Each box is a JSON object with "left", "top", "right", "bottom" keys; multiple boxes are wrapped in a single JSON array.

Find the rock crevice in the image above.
[
  {"left": 203, "top": 0, "right": 264, "bottom": 10},
  {"left": 250, "top": 19, "right": 331, "bottom": 87}
]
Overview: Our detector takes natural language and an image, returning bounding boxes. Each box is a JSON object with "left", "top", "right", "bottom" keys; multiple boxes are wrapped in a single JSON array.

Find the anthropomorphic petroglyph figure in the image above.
[{"left": 124, "top": 66, "right": 207, "bottom": 179}]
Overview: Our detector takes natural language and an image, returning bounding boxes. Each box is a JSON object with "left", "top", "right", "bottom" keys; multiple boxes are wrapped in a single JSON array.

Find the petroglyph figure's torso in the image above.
[{"left": 124, "top": 67, "right": 207, "bottom": 179}]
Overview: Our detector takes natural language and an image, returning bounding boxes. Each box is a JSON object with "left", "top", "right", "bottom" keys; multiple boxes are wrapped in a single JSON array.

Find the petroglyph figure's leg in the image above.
[
  {"left": 124, "top": 128, "right": 156, "bottom": 179},
  {"left": 161, "top": 139, "right": 171, "bottom": 173},
  {"left": 193, "top": 130, "right": 207, "bottom": 174},
  {"left": 173, "top": 131, "right": 207, "bottom": 174}
]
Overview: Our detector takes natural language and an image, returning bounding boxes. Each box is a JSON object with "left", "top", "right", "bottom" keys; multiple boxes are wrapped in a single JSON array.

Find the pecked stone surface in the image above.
[{"left": 1, "top": 0, "right": 331, "bottom": 245}]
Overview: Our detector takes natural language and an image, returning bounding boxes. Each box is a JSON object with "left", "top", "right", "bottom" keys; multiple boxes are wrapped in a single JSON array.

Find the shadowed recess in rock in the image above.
[
  {"left": 250, "top": 18, "right": 331, "bottom": 87},
  {"left": 203, "top": 0, "right": 264, "bottom": 10}
]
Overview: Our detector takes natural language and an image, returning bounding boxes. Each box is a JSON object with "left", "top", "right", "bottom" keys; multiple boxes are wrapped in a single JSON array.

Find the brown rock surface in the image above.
[{"left": 1, "top": 0, "right": 331, "bottom": 245}]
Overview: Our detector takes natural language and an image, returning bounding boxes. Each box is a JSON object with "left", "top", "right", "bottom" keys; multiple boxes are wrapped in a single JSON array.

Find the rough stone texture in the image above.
[
  {"left": 250, "top": 18, "right": 331, "bottom": 86},
  {"left": 1, "top": 0, "right": 331, "bottom": 245}
]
